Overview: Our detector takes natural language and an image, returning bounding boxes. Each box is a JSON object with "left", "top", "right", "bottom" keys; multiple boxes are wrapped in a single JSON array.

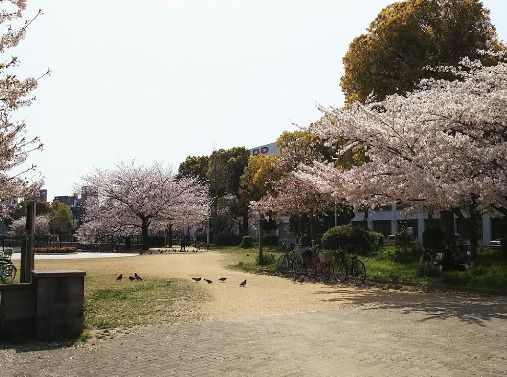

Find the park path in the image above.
[
  {"left": 109, "top": 251, "right": 433, "bottom": 319},
  {"left": 2, "top": 252, "right": 506, "bottom": 376}
]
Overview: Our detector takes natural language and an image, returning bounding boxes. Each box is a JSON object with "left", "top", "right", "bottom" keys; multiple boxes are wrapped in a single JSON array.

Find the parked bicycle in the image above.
[
  {"left": 0, "top": 250, "right": 16, "bottom": 284},
  {"left": 277, "top": 241, "right": 295, "bottom": 272},
  {"left": 332, "top": 247, "right": 366, "bottom": 285}
]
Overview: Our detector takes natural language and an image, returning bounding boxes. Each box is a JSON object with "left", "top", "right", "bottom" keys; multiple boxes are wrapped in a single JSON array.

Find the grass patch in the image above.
[
  {"left": 364, "top": 247, "right": 507, "bottom": 292},
  {"left": 212, "top": 246, "right": 282, "bottom": 274},
  {"left": 84, "top": 277, "right": 207, "bottom": 329},
  {"left": 220, "top": 244, "right": 507, "bottom": 292},
  {"left": 9, "top": 255, "right": 210, "bottom": 332}
]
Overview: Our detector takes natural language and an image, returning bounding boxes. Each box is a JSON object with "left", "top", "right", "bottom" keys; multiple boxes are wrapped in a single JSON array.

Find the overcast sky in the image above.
[{"left": 12, "top": 0, "right": 507, "bottom": 200}]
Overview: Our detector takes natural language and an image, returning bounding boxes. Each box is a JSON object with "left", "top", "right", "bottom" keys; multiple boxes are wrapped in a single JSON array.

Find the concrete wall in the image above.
[{"left": 0, "top": 270, "right": 85, "bottom": 342}]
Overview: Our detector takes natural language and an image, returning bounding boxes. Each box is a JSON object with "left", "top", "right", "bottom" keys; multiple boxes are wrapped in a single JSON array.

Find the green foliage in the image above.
[
  {"left": 177, "top": 155, "right": 209, "bottom": 182},
  {"left": 422, "top": 223, "right": 446, "bottom": 252},
  {"left": 240, "top": 236, "right": 254, "bottom": 248},
  {"left": 367, "top": 231, "right": 384, "bottom": 251},
  {"left": 7, "top": 200, "right": 51, "bottom": 223},
  {"left": 394, "top": 227, "right": 419, "bottom": 263},
  {"left": 321, "top": 225, "right": 373, "bottom": 254},
  {"left": 256, "top": 252, "right": 276, "bottom": 266},
  {"left": 208, "top": 147, "right": 250, "bottom": 197},
  {"left": 341, "top": 0, "right": 504, "bottom": 103},
  {"left": 215, "top": 232, "right": 241, "bottom": 246},
  {"left": 239, "top": 155, "right": 281, "bottom": 202},
  {"left": 262, "top": 234, "right": 278, "bottom": 247},
  {"left": 49, "top": 201, "right": 73, "bottom": 239}
]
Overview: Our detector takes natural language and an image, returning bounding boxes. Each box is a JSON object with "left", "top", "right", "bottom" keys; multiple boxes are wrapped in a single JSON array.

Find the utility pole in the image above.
[{"left": 20, "top": 201, "right": 36, "bottom": 283}]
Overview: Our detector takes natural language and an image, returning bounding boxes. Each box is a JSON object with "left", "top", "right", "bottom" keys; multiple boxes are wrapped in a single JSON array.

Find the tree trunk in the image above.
[
  {"left": 141, "top": 218, "right": 150, "bottom": 251},
  {"left": 168, "top": 224, "right": 173, "bottom": 247},
  {"left": 309, "top": 210, "right": 314, "bottom": 244},
  {"left": 495, "top": 206, "right": 507, "bottom": 256},
  {"left": 258, "top": 217, "right": 264, "bottom": 265},
  {"left": 242, "top": 212, "right": 249, "bottom": 237},
  {"left": 467, "top": 197, "right": 481, "bottom": 258},
  {"left": 440, "top": 210, "right": 456, "bottom": 253},
  {"left": 363, "top": 207, "right": 369, "bottom": 230}
]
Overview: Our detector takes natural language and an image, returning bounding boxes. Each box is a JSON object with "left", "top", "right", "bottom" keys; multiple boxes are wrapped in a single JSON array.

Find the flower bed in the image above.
[{"left": 34, "top": 246, "right": 78, "bottom": 254}]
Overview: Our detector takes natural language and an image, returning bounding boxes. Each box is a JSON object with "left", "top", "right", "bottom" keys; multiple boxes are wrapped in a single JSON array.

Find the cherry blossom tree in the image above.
[
  {"left": 297, "top": 54, "right": 507, "bottom": 254},
  {"left": 0, "top": 1, "right": 46, "bottom": 215},
  {"left": 10, "top": 214, "right": 49, "bottom": 236},
  {"left": 77, "top": 162, "right": 210, "bottom": 250}
]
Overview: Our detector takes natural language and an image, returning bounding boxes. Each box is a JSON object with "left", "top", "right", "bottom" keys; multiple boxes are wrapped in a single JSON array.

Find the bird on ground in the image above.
[
  {"left": 115, "top": 274, "right": 123, "bottom": 282},
  {"left": 218, "top": 277, "right": 227, "bottom": 282},
  {"left": 192, "top": 277, "right": 201, "bottom": 282},
  {"left": 240, "top": 279, "right": 247, "bottom": 287},
  {"left": 128, "top": 276, "right": 135, "bottom": 282},
  {"left": 204, "top": 278, "right": 213, "bottom": 284},
  {"left": 298, "top": 276, "right": 305, "bottom": 284},
  {"left": 134, "top": 273, "right": 143, "bottom": 281}
]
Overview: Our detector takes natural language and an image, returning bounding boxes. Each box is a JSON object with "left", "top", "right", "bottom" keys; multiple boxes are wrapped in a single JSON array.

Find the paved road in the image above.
[
  {"left": 10, "top": 252, "right": 139, "bottom": 260},
  {"left": 2, "top": 295, "right": 506, "bottom": 377}
]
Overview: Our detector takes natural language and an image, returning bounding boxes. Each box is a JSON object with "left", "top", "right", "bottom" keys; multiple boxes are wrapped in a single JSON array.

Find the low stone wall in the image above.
[
  {"left": 0, "top": 270, "right": 86, "bottom": 342},
  {"left": 0, "top": 283, "right": 36, "bottom": 341}
]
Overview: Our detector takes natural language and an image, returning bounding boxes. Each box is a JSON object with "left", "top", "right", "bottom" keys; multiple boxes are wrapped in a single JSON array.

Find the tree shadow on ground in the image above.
[{"left": 314, "top": 285, "right": 507, "bottom": 326}]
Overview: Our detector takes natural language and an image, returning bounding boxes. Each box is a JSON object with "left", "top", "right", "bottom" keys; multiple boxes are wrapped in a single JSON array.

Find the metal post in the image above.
[
  {"left": 206, "top": 215, "right": 210, "bottom": 245},
  {"left": 20, "top": 201, "right": 36, "bottom": 283}
]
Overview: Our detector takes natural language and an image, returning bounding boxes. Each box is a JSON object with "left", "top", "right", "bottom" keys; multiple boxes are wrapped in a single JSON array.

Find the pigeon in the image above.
[
  {"left": 240, "top": 279, "right": 247, "bottom": 287},
  {"left": 204, "top": 279, "right": 213, "bottom": 284},
  {"left": 128, "top": 276, "right": 135, "bottom": 282},
  {"left": 115, "top": 274, "right": 123, "bottom": 282},
  {"left": 246, "top": 254, "right": 250, "bottom": 257},
  {"left": 192, "top": 277, "right": 201, "bottom": 282},
  {"left": 218, "top": 277, "right": 227, "bottom": 282},
  {"left": 298, "top": 276, "right": 305, "bottom": 284},
  {"left": 134, "top": 273, "right": 143, "bottom": 281}
]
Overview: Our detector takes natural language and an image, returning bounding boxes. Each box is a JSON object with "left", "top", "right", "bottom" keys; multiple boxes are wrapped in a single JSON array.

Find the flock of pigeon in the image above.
[
  {"left": 191, "top": 276, "right": 247, "bottom": 287},
  {"left": 114, "top": 273, "right": 247, "bottom": 287},
  {"left": 115, "top": 273, "right": 143, "bottom": 282}
]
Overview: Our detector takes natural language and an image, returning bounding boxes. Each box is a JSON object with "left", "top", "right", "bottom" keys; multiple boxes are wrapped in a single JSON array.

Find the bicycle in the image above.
[
  {"left": 277, "top": 241, "right": 295, "bottom": 273},
  {"left": 332, "top": 247, "right": 366, "bottom": 285},
  {"left": 0, "top": 251, "right": 17, "bottom": 284}
]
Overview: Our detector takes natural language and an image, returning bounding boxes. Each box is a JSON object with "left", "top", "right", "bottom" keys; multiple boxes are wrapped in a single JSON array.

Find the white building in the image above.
[
  {"left": 249, "top": 142, "right": 279, "bottom": 157},
  {"left": 352, "top": 205, "right": 502, "bottom": 245}
]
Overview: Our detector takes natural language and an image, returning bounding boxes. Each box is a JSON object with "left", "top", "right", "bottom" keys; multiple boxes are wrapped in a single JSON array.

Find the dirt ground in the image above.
[{"left": 31, "top": 251, "right": 486, "bottom": 322}]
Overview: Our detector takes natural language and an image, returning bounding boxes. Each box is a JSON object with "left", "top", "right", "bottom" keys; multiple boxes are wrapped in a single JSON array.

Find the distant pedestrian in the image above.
[{"left": 180, "top": 238, "right": 186, "bottom": 252}]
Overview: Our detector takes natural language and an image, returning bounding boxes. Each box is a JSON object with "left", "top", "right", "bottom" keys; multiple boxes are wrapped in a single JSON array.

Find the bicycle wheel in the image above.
[
  {"left": 293, "top": 255, "right": 305, "bottom": 278},
  {"left": 0, "top": 262, "right": 16, "bottom": 283},
  {"left": 332, "top": 260, "right": 348, "bottom": 283},
  {"left": 277, "top": 254, "right": 290, "bottom": 272},
  {"left": 350, "top": 259, "right": 366, "bottom": 285}
]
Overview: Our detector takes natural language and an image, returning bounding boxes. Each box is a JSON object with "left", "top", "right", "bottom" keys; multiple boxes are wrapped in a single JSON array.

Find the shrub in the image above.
[
  {"left": 321, "top": 225, "right": 373, "bottom": 255},
  {"left": 34, "top": 246, "right": 77, "bottom": 254},
  {"left": 215, "top": 232, "right": 241, "bottom": 246},
  {"left": 262, "top": 234, "right": 278, "bottom": 247},
  {"left": 422, "top": 225, "right": 445, "bottom": 252},
  {"left": 240, "top": 236, "right": 254, "bottom": 248},
  {"left": 394, "top": 228, "right": 421, "bottom": 263},
  {"left": 367, "top": 231, "right": 384, "bottom": 251},
  {"left": 256, "top": 253, "right": 276, "bottom": 266}
]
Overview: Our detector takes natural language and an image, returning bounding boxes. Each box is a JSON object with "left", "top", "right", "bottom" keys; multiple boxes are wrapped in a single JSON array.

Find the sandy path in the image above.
[
  {"left": 108, "top": 252, "right": 422, "bottom": 319},
  {"left": 32, "top": 251, "right": 476, "bottom": 321}
]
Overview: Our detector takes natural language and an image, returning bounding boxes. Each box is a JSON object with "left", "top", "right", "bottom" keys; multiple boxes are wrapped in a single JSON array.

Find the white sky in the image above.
[{"left": 12, "top": 0, "right": 507, "bottom": 199}]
